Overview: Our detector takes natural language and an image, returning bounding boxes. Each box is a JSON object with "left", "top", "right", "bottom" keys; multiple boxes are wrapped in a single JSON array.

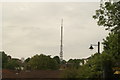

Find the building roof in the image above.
[{"left": 2, "top": 69, "right": 63, "bottom": 79}]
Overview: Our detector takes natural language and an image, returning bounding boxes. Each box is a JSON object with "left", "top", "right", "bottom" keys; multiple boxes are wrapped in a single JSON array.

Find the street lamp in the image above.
[
  {"left": 89, "top": 42, "right": 100, "bottom": 54},
  {"left": 89, "top": 42, "right": 102, "bottom": 79}
]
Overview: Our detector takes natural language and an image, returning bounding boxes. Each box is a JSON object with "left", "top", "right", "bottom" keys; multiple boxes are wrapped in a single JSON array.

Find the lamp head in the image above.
[{"left": 89, "top": 45, "right": 94, "bottom": 50}]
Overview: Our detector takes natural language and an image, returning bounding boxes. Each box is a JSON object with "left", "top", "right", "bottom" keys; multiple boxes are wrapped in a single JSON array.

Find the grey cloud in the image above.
[{"left": 2, "top": 2, "right": 109, "bottom": 60}]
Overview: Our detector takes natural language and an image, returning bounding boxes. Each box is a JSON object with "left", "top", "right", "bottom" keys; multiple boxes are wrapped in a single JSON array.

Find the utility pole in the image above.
[{"left": 60, "top": 19, "right": 63, "bottom": 62}]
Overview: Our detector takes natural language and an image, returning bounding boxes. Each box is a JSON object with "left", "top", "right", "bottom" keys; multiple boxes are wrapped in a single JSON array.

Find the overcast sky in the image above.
[{"left": 1, "top": 2, "right": 110, "bottom": 60}]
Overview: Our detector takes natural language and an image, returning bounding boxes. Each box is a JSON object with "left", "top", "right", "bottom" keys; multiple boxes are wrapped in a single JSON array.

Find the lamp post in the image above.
[
  {"left": 89, "top": 41, "right": 100, "bottom": 54},
  {"left": 89, "top": 41, "right": 102, "bottom": 79}
]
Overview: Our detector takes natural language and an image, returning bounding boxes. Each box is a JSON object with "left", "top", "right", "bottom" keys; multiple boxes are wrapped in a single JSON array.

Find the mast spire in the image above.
[{"left": 60, "top": 19, "right": 63, "bottom": 62}]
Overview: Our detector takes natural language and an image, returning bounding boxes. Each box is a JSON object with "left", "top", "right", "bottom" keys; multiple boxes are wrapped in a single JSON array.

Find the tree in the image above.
[
  {"left": 24, "top": 57, "right": 30, "bottom": 63},
  {"left": 77, "top": 53, "right": 102, "bottom": 79},
  {"left": 61, "top": 60, "right": 66, "bottom": 64},
  {"left": 1, "top": 51, "right": 9, "bottom": 69},
  {"left": 62, "top": 68, "right": 78, "bottom": 78},
  {"left": 24, "top": 57, "right": 31, "bottom": 70},
  {"left": 93, "top": 1, "right": 120, "bottom": 55},
  {"left": 93, "top": 1, "right": 120, "bottom": 79},
  {"left": 100, "top": 52, "right": 115, "bottom": 79},
  {"left": 0, "top": 51, "right": 2, "bottom": 69},
  {"left": 93, "top": 1, "right": 120, "bottom": 33},
  {"left": 67, "top": 59, "right": 82, "bottom": 69},
  {"left": 53, "top": 56, "right": 60, "bottom": 64},
  {"left": 62, "top": 53, "right": 103, "bottom": 79},
  {"left": 5, "top": 59, "right": 22, "bottom": 70},
  {"left": 1, "top": 51, "right": 22, "bottom": 70},
  {"left": 28, "top": 54, "right": 58, "bottom": 70},
  {"left": 93, "top": 1, "right": 120, "bottom": 56},
  {"left": 102, "top": 32, "right": 120, "bottom": 60}
]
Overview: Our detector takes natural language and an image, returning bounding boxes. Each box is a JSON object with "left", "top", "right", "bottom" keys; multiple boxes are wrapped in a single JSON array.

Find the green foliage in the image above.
[
  {"left": 5, "top": 59, "right": 22, "bottom": 70},
  {"left": 24, "top": 57, "right": 30, "bottom": 63},
  {"left": 77, "top": 65, "right": 101, "bottom": 78},
  {"left": 100, "top": 52, "right": 115, "bottom": 79},
  {"left": 1, "top": 51, "right": 9, "bottom": 68},
  {"left": 28, "top": 54, "right": 58, "bottom": 70},
  {"left": 102, "top": 32, "right": 120, "bottom": 60},
  {"left": 53, "top": 56, "right": 60, "bottom": 64},
  {"left": 62, "top": 68, "right": 78, "bottom": 78},
  {"left": 1, "top": 51, "right": 22, "bottom": 70},
  {"left": 1, "top": 52, "right": 60, "bottom": 70},
  {"left": 24, "top": 57, "right": 31, "bottom": 70},
  {"left": 53, "top": 56, "right": 60, "bottom": 69},
  {"left": 93, "top": 1, "right": 120, "bottom": 79},
  {"left": 102, "top": 32, "right": 120, "bottom": 78},
  {"left": 67, "top": 59, "right": 82, "bottom": 69},
  {"left": 93, "top": 1, "right": 120, "bottom": 32},
  {"left": 77, "top": 53, "right": 114, "bottom": 78},
  {"left": 0, "top": 52, "right": 2, "bottom": 69},
  {"left": 100, "top": 52, "right": 114, "bottom": 65},
  {"left": 62, "top": 54, "right": 102, "bottom": 78},
  {"left": 62, "top": 52, "right": 116, "bottom": 79},
  {"left": 77, "top": 53, "right": 102, "bottom": 78},
  {"left": 61, "top": 60, "right": 66, "bottom": 64}
]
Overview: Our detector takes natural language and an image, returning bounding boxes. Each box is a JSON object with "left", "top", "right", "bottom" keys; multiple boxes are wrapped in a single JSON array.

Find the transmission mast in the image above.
[{"left": 60, "top": 19, "right": 63, "bottom": 62}]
